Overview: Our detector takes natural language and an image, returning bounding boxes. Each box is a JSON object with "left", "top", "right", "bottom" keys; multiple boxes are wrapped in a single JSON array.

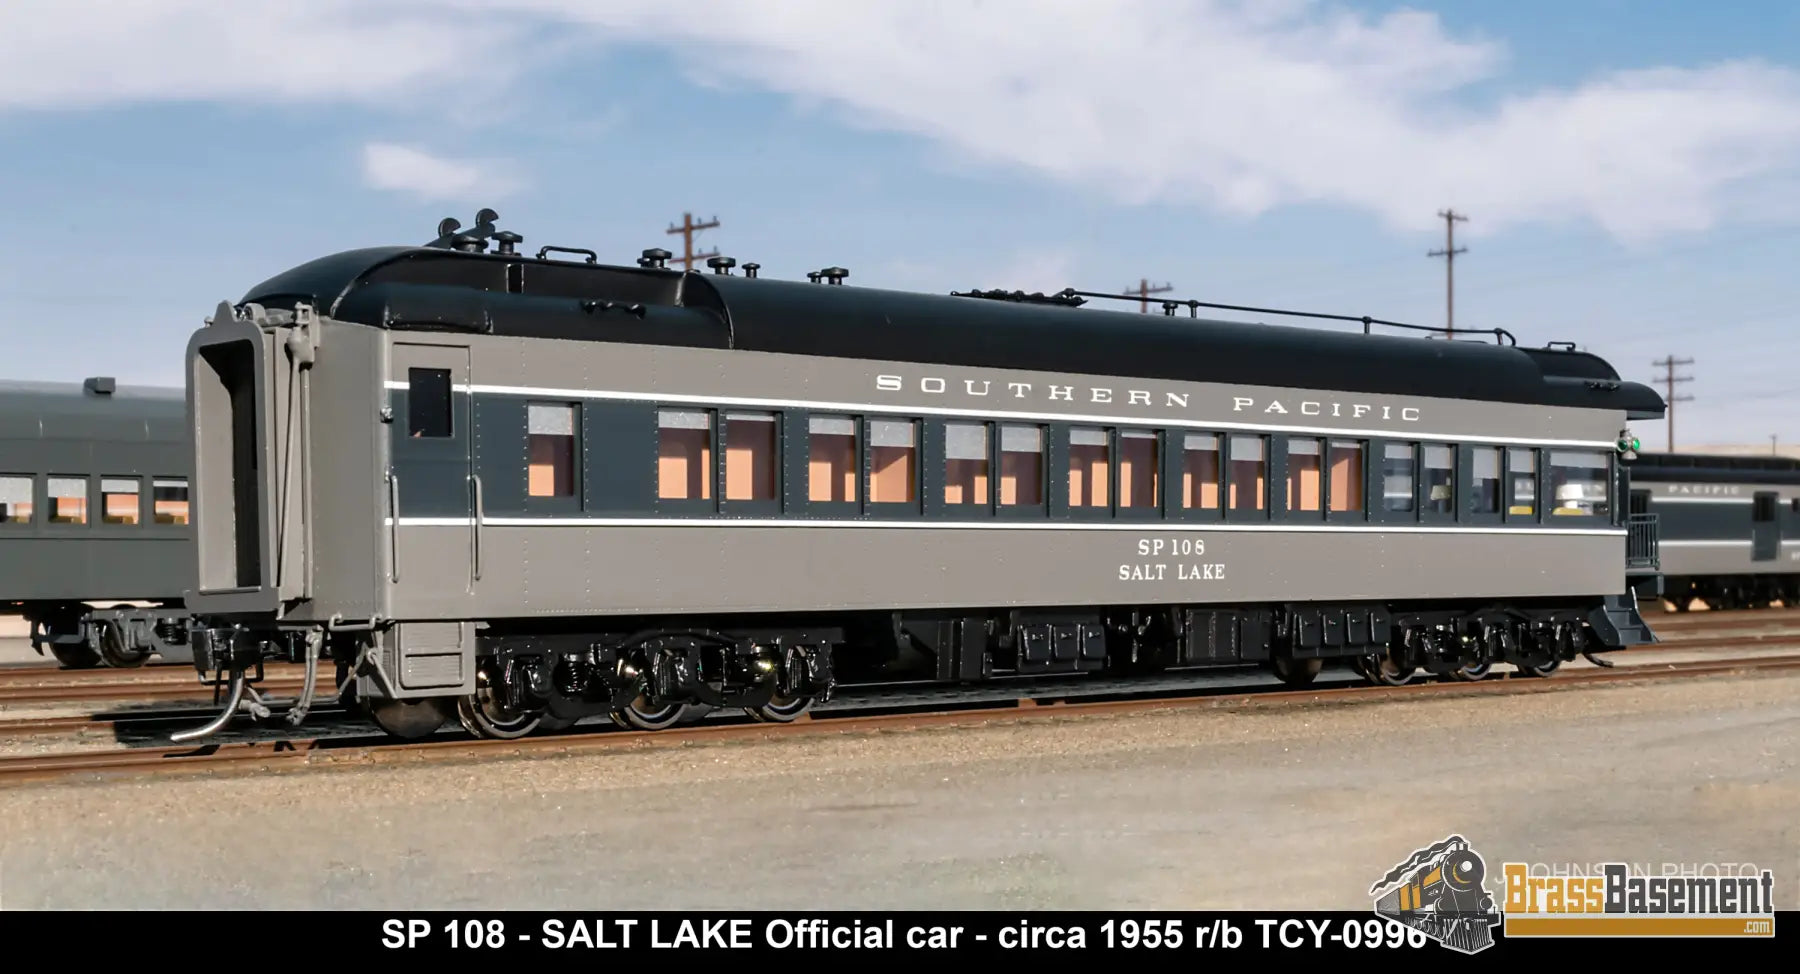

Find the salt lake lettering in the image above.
[
  {"left": 874, "top": 374, "right": 1421, "bottom": 422},
  {"left": 1120, "top": 537, "right": 1225, "bottom": 582}
]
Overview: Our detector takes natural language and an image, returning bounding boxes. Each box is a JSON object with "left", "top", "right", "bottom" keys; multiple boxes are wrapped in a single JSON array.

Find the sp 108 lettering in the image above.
[{"left": 1121, "top": 537, "right": 1225, "bottom": 583}]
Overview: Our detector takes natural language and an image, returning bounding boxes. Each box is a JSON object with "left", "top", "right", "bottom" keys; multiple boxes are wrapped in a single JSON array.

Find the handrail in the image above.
[
  {"left": 536, "top": 245, "right": 598, "bottom": 264},
  {"left": 388, "top": 471, "right": 400, "bottom": 583},
  {"left": 1052, "top": 289, "right": 1519, "bottom": 346},
  {"left": 470, "top": 473, "right": 484, "bottom": 582}
]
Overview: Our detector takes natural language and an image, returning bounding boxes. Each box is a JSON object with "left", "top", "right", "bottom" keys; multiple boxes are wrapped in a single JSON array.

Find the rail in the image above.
[
  {"left": 10, "top": 651, "right": 1800, "bottom": 785},
  {"left": 1627, "top": 513, "right": 1659, "bottom": 572}
]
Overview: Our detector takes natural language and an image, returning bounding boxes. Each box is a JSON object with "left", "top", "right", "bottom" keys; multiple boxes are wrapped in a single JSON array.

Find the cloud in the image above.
[
  {"left": 361, "top": 143, "right": 521, "bottom": 201},
  {"left": 520, "top": 1, "right": 1800, "bottom": 245},
  {"left": 7, "top": 1, "right": 1800, "bottom": 244},
  {"left": 0, "top": 1, "right": 519, "bottom": 112}
]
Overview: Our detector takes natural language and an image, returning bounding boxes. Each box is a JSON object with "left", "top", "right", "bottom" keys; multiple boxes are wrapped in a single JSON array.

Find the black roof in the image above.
[
  {"left": 1629, "top": 452, "right": 1800, "bottom": 485},
  {"left": 236, "top": 241, "right": 1665, "bottom": 417}
]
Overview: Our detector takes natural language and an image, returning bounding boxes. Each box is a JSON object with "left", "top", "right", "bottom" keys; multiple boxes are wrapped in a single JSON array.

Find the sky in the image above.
[{"left": 1, "top": 0, "right": 1797, "bottom": 451}]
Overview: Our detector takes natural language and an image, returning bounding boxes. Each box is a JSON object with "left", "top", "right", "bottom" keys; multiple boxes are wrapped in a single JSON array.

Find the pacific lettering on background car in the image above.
[{"left": 1663, "top": 484, "right": 1742, "bottom": 496}]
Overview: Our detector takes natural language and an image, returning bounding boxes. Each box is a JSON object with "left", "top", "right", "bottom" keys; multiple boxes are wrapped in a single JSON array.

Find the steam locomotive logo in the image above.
[{"left": 1369, "top": 835, "right": 1500, "bottom": 954}]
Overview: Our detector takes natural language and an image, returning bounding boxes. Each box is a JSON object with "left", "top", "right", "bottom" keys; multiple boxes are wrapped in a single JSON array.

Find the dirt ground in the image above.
[{"left": 1, "top": 668, "right": 1794, "bottom": 911}]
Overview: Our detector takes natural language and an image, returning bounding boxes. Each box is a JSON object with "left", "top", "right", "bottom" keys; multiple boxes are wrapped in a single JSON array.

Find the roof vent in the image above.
[
  {"left": 494, "top": 230, "right": 522, "bottom": 256},
  {"left": 707, "top": 256, "right": 737, "bottom": 275},
  {"left": 84, "top": 376, "right": 115, "bottom": 396},
  {"left": 952, "top": 288, "right": 1087, "bottom": 307},
  {"left": 638, "top": 248, "right": 671, "bottom": 269},
  {"left": 817, "top": 266, "right": 849, "bottom": 286},
  {"left": 743, "top": 263, "right": 760, "bottom": 279},
  {"left": 428, "top": 208, "right": 503, "bottom": 253}
]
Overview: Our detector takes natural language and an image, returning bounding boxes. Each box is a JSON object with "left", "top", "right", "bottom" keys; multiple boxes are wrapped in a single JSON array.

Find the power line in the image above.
[
  {"left": 1120, "top": 215, "right": 1800, "bottom": 307},
  {"left": 1427, "top": 209, "right": 1468, "bottom": 338},
  {"left": 1730, "top": 387, "right": 1798, "bottom": 405},
  {"left": 1126, "top": 278, "right": 1172, "bottom": 313},
  {"left": 1653, "top": 355, "right": 1695, "bottom": 450},
  {"left": 1455, "top": 222, "right": 1800, "bottom": 301},
  {"left": 665, "top": 212, "right": 720, "bottom": 272}
]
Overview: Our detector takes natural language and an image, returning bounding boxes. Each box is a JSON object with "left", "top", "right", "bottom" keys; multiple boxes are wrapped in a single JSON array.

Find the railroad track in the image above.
[
  {"left": 4, "top": 651, "right": 1798, "bottom": 786},
  {"left": 3, "top": 629, "right": 1797, "bottom": 741},
  {"left": 1646, "top": 608, "right": 1800, "bottom": 633},
  {"left": 0, "top": 703, "right": 354, "bottom": 738},
  {"left": 0, "top": 664, "right": 312, "bottom": 705},
  {"left": 0, "top": 656, "right": 198, "bottom": 672},
  {"left": 2, "top": 615, "right": 1790, "bottom": 711},
  {"left": 1650, "top": 629, "right": 1800, "bottom": 649}
]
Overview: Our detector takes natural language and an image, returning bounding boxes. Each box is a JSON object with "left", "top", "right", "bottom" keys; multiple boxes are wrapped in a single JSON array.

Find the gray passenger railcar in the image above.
[
  {"left": 172, "top": 212, "right": 1666, "bottom": 742},
  {"left": 1627, "top": 453, "right": 1800, "bottom": 610},
  {"left": 0, "top": 377, "right": 195, "bottom": 667}
]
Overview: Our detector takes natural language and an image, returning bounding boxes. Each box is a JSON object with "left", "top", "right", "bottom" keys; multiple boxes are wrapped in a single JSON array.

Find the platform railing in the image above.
[{"left": 1627, "top": 513, "right": 1660, "bottom": 572}]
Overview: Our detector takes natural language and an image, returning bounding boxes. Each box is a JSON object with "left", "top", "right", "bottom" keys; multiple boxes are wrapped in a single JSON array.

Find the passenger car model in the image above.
[
  {"left": 1627, "top": 452, "right": 1800, "bottom": 610},
  {"left": 171, "top": 211, "right": 1666, "bottom": 742},
  {"left": 0, "top": 377, "right": 194, "bottom": 667}
]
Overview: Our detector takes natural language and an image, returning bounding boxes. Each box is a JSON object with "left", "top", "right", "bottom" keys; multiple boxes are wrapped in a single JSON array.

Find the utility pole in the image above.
[
  {"left": 1427, "top": 209, "right": 1468, "bottom": 338},
  {"left": 665, "top": 212, "right": 720, "bottom": 271},
  {"left": 1127, "top": 278, "right": 1172, "bottom": 313},
  {"left": 1652, "top": 356, "right": 1694, "bottom": 451}
]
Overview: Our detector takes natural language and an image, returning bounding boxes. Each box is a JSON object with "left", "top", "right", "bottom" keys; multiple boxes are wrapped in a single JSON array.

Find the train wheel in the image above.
[
  {"left": 1452, "top": 661, "right": 1491, "bottom": 681},
  {"left": 1271, "top": 656, "right": 1322, "bottom": 687},
  {"left": 1519, "top": 657, "right": 1561, "bottom": 678},
  {"left": 612, "top": 696, "right": 686, "bottom": 731},
  {"left": 456, "top": 686, "right": 544, "bottom": 740},
  {"left": 1370, "top": 654, "right": 1415, "bottom": 686},
  {"left": 368, "top": 697, "right": 453, "bottom": 739},
  {"left": 49, "top": 641, "right": 102, "bottom": 669},
  {"left": 97, "top": 622, "right": 151, "bottom": 668},
  {"left": 749, "top": 695, "right": 814, "bottom": 723}
]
